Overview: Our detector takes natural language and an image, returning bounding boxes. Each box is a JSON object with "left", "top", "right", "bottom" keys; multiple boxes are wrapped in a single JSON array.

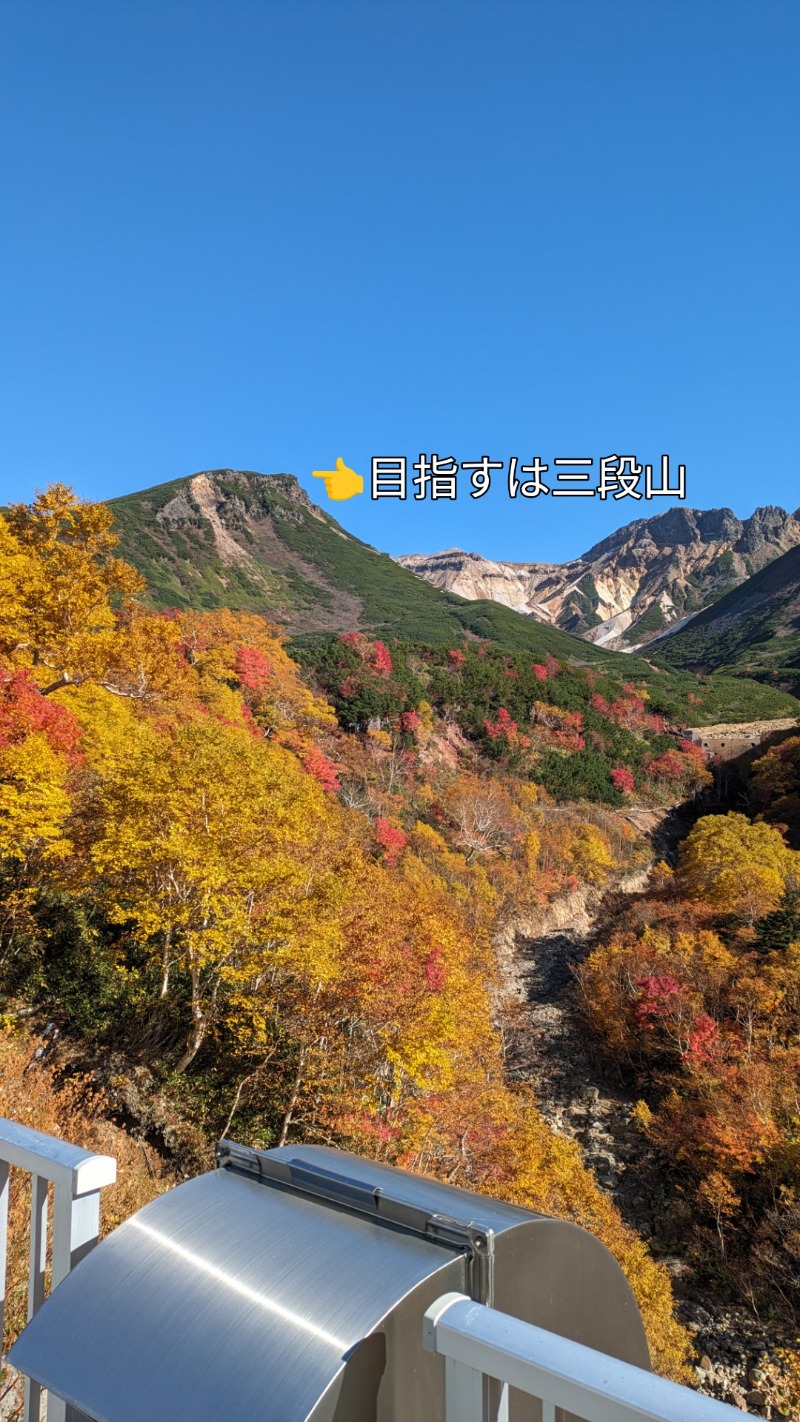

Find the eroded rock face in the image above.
[{"left": 397, "top": 505, "right": 800, "bottom": 649}]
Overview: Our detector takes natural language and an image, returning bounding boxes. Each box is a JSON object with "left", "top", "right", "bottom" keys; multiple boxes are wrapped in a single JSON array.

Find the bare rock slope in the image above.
[{"left": 397, "top": 505, "right": 800, "bottom": 650}]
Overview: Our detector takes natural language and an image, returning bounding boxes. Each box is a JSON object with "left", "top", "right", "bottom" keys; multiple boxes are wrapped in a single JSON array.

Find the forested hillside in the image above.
[
  {"left": 4, "top": 484, "right": 800, "bottom": 1409},
  {"left": 0, "top": 484, "right": 692, "bottom": 1376},
  {"left": 574, "top": 741, "right": 800, "bottom": 1410},
  {"left": 293, "top": 633, "right": 793, "bottom": 803},
  {"left": 580, "top": 809, "right": 800, "bottom": 1297},
  {"left": 655, "top": 544, "right": 800, "bottom": 695},
  {"left": 107, "top": 472, "right": 800, "bottom": 723}
]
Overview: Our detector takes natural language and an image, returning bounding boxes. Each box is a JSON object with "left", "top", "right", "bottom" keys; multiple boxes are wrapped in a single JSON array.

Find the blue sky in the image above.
[{"left": 2, "top": 0, "right": 798, "bottom": 563}]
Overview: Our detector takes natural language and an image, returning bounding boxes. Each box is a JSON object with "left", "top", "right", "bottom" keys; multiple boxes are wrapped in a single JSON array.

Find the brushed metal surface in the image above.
[{"left": 9, "top": 1143, "right": 651, "bottom": 1422}]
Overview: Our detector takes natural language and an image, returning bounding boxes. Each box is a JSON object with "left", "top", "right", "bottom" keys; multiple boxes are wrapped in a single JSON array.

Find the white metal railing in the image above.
[
  {"left": 0, "top": 1120, "right": 758, "bottom": 1422},
  {"left": 0, "top": 1116, "right": 116, "bottom": 1422},
  {"left": 423, "top": 1293, "right": 753, "bottom": 1422}
]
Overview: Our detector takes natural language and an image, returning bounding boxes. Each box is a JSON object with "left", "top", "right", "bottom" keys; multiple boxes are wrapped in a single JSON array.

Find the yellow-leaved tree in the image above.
[
  {"left": 677, "top": 812, "right": 800, "bottom": 924},
  {"left": 70, "top": 699, "right": 348, "bottom": 1071},
  {"left": 1, "top": 485, "right": 143, "bottom": 693}
]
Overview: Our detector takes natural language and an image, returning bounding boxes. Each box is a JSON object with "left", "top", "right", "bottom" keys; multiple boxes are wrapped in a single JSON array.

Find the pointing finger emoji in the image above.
[{"left": 312, "top": 457, "right": 364, "bottom": 501}]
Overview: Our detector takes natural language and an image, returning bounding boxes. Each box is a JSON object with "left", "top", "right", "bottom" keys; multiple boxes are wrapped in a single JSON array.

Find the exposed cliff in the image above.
[{"left": 397, "top": 505, "right": 800, "bottom": 649}]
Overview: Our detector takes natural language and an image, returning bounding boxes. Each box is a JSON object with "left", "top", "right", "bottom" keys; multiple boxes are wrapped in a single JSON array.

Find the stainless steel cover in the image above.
[{"left": 9, "top": 1142, "right": 651, "bottom": 1422}]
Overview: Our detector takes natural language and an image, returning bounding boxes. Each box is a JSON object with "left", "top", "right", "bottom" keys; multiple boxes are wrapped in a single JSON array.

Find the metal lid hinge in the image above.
[{"left": 215, "top": 1141, "right": 495, "bottom": 1302}]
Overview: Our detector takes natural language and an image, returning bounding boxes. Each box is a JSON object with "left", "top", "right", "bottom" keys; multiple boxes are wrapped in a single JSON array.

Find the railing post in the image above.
[
  {"left": 444, "top": 1356, "right": 486, "bottom": 1422},
  {"left": 0, "top": 1159, "right": 9, "bottom": 1350},
  {"left": 51, "top": 1183, "right": 102, "bottom": 1288},
  {"left": 426, "top": 1292, "right": 492, "bottom": 1422},
  {"left": 443, "top": 1362, "right": 512, "bottom": 1422},
  {"left": 24, "top": 1175, "right": 49, "bottom": 1422},
  {"left": 0, "top": 1117, "right": 116, "bottom": 1422},
  {"left": 48, "top": 1184, "right": 104, "bottom": 1422}
]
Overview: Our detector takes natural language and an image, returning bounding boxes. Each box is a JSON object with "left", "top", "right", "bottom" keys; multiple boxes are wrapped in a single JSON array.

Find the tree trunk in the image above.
[
  {"left": 278, "top": 1046, "right": 307, "bottom": 1146},
  {"left": 174, "top": 962, "right": 207, "bottom": 1074},
  {"left": 159, "top": 926, "right": 173, "bottom": 998},
  {"left": 219, "top": 1050, "right": 276, "bottom": 1140}
]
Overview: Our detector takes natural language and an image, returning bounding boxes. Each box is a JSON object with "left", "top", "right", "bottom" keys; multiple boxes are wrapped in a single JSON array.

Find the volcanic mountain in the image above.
[
  {"left": 396, "top": 505, "right": 800, "bottom": 650},
  {"left": 104, "top": 470, "right": 800, "bottom": 720},
  {"left": 109, "top": 469, "right": 629, "bottom": 660}
]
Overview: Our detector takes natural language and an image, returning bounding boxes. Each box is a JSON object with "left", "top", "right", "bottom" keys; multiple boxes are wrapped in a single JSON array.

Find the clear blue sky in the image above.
[{"left": 2, "top": 0, "right": 798, "bottom": 562}]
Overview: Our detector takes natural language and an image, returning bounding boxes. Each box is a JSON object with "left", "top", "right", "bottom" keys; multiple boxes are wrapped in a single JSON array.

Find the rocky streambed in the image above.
[{"left": 495, "top": 822, "right": 795, "bottom": 1416}]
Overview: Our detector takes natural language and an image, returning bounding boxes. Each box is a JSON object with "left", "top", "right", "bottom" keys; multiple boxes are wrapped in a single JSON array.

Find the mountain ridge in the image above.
[
  {"left": 396, "top": 504, "right": 800, "bottom": 649},
  {"left": 109, "top": 468, "right": 643, "bottom": 663},
  {"left": 106, "top": 470, "right": 800, "bottom": 711}
]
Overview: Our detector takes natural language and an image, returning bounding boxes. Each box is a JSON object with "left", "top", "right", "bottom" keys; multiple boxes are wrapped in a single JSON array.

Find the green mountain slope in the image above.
[
  {"left": 654, "top": 544, "right": 800, "bottom": 694},
  {"left": 110, "top": 469, "right": 632, "bottom": 660},
  {"left": 107, "top": 469, "right": 799, "bottom": 724}
]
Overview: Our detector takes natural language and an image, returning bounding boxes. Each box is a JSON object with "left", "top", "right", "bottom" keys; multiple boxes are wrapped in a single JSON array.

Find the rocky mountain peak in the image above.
[
  {"left": 737, "top": 504, "right": 793, "bottom": 552},
  {"left": 397, "top": 504, "right": 800, "bottom": 650},
  {"left": 584, "top": 506, "right": 742, "bottom": 559},
  {"left": 153, "top": 469, "right": 329, "bottom": 539}
]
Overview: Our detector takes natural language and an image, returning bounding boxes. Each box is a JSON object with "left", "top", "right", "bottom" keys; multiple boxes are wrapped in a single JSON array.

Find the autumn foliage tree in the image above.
[
  {"left": 0, "top": 484, "right": 698, "bottom": 1380},
  {"left": 578, "top": 810, "right": 800, "bottom": 1324},
  {"left": 0, "top": 485, "right": 142, "bottom": 693},
  {"left": 749, "top": 735, "right": 800, "bottom": 847},
  {"left": 677, "top": 811, "right": 800, "bottom": 924}
]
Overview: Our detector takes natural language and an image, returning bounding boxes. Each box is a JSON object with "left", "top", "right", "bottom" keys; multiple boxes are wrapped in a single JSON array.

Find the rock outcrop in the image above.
[{"left": 397, "top": 505, "right": 800, "bottom": 650}]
